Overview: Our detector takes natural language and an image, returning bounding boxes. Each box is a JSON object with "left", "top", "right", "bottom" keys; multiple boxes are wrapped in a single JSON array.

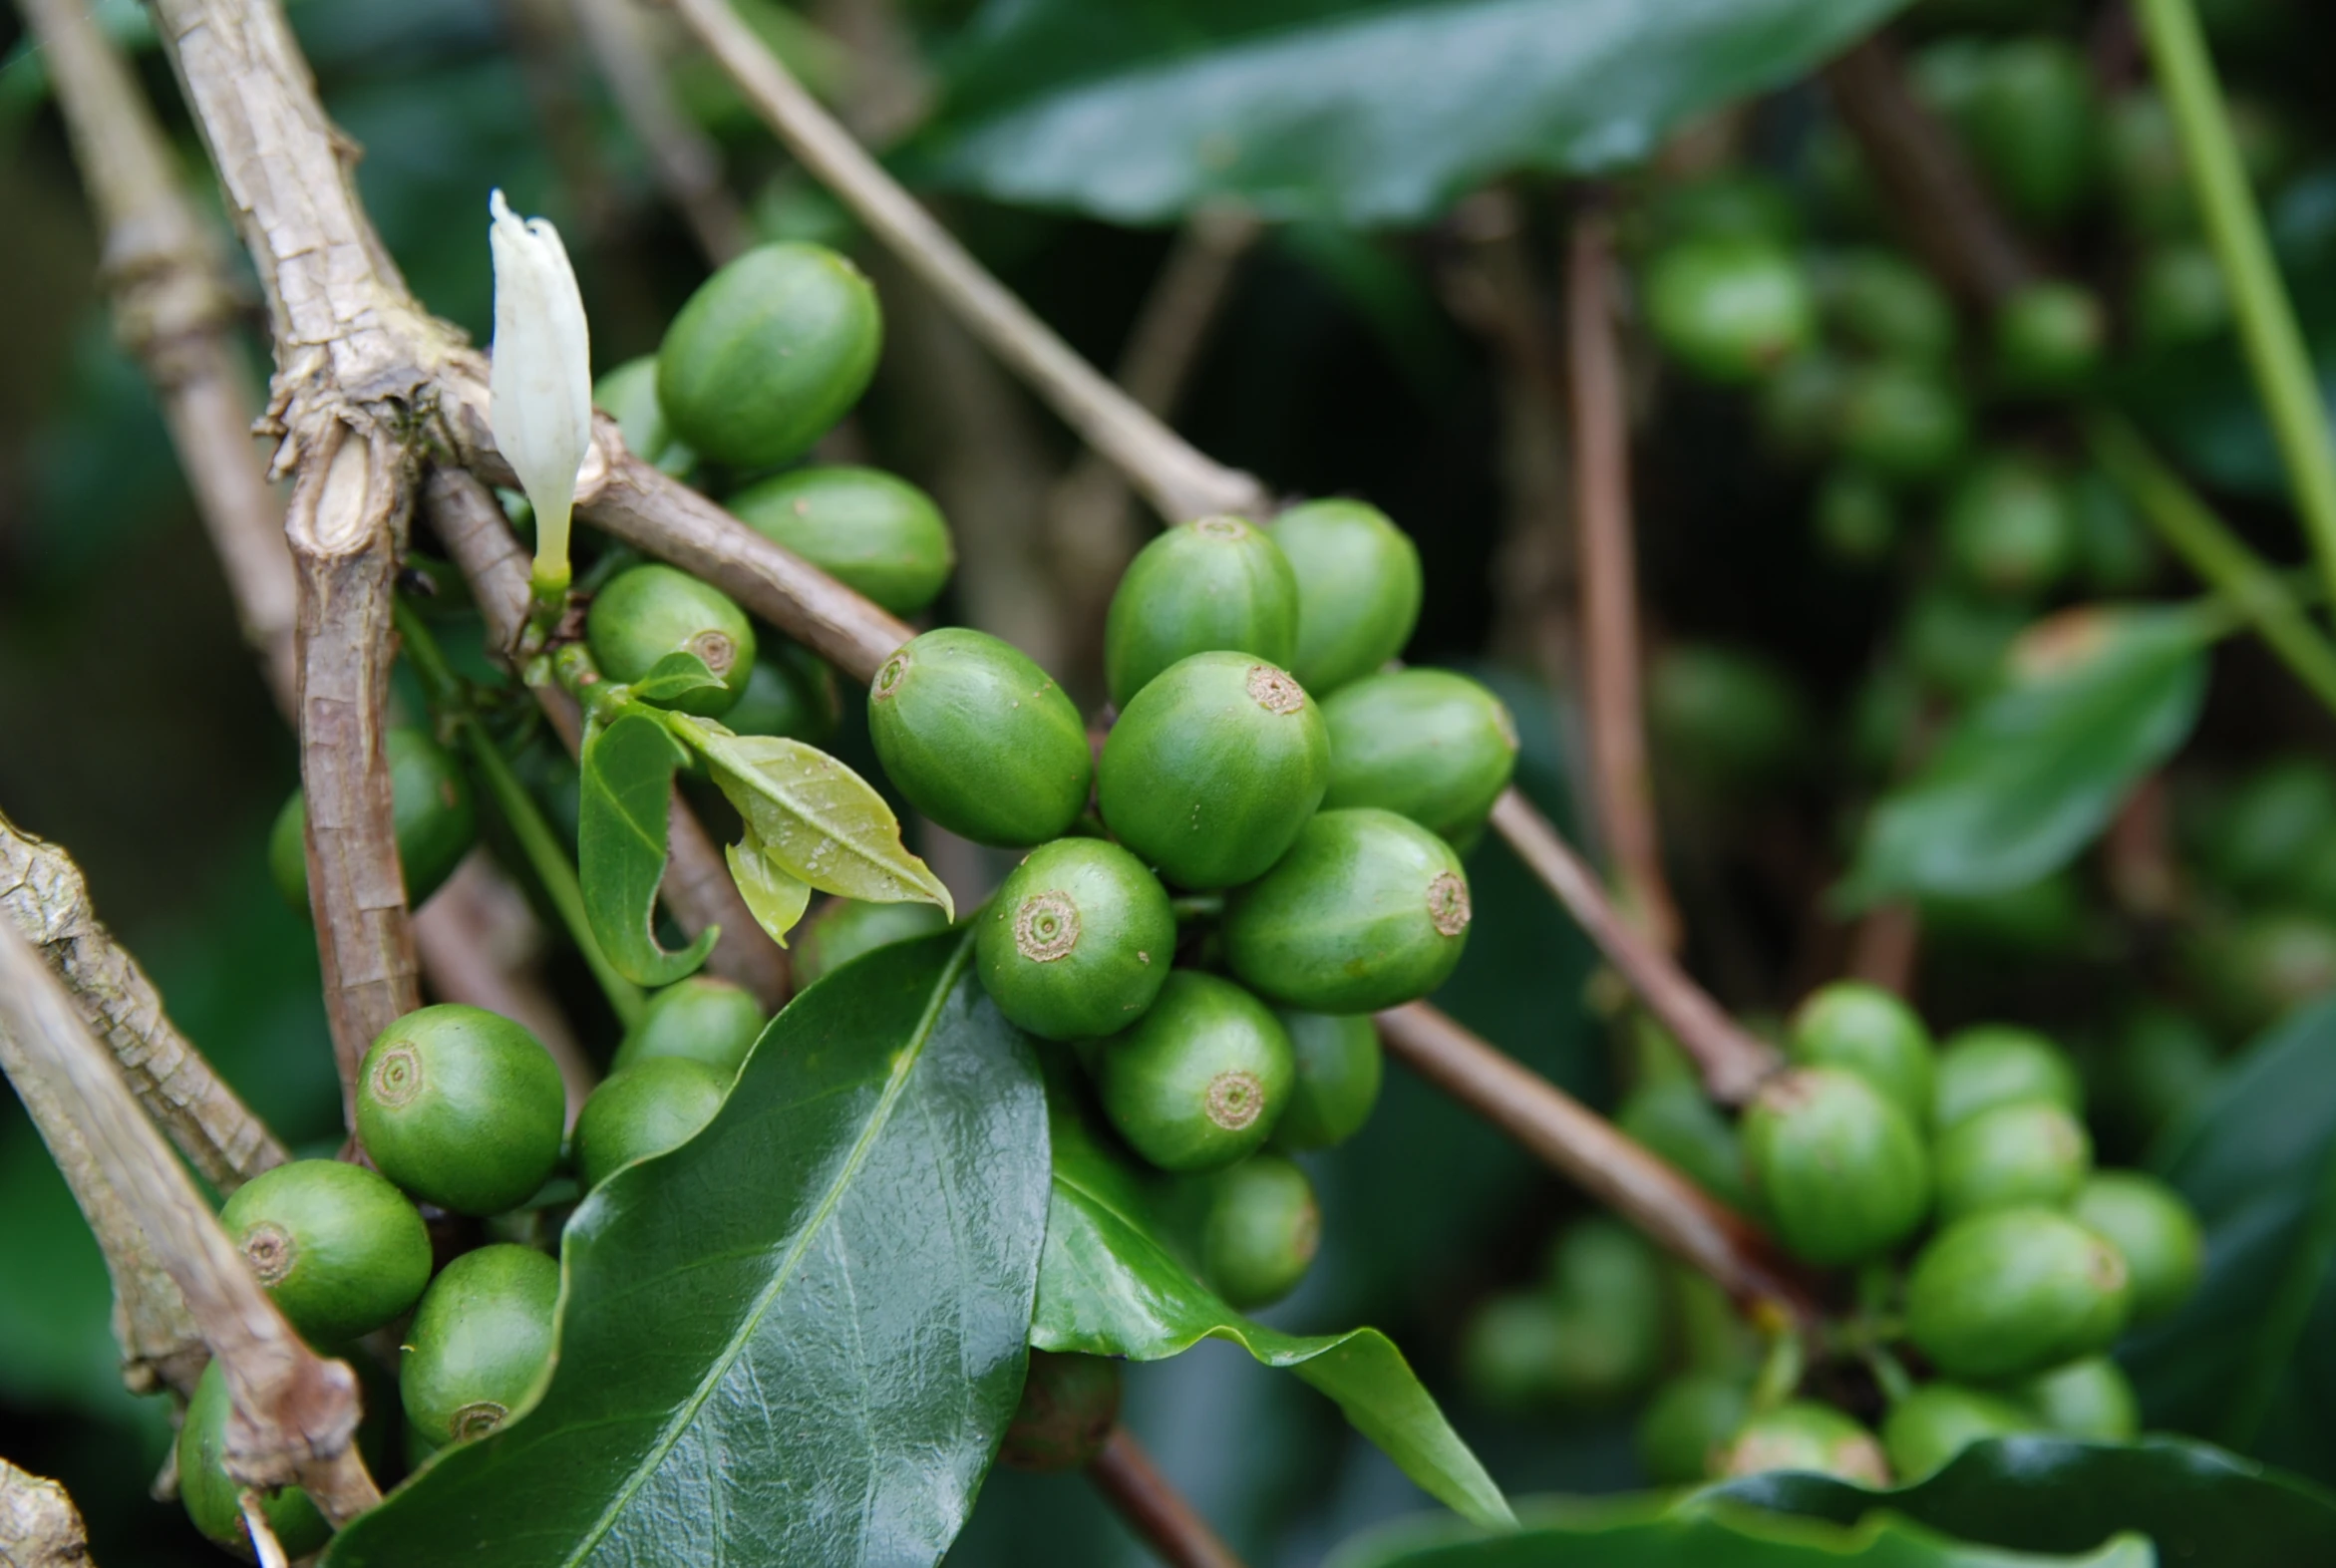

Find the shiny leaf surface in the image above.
[
  {"left": 579, "top": 710, "right": 719, "bottom": 986},
  {"left": 724, "top": 828, "right": 814, "bottom": 947},
  {"left": 625, "top": 650, "right": 729, "bottom": 708}
]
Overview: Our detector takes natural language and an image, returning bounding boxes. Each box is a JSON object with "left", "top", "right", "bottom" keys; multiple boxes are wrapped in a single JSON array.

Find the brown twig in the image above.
[
  {"left": 1844, "top": 903, "right": 1922, "bottom": 997},
  {"left": 1086, "top": 1427, "right": 1247, "bottom": 1568},
  {"left": 1376, "top": 1002, "right": 1814, "bottom": 1319},
  {"left": 0, "top": 923, "right": 378, "bottom": 1523},
  {"left": 568, "top": 0, "right": 753, "bottom": 264},
  {"left": 2106, "top": 772, "right": 2182, "bottom": 918},
  {"left": 0, "top": 1459, "right": 94, "bottom": 1568}
]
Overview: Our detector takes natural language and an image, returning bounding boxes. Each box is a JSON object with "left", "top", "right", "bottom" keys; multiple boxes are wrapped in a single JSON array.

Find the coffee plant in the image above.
[{"left": 3, "top": 0, "right": 2336, "bottom": 1565}]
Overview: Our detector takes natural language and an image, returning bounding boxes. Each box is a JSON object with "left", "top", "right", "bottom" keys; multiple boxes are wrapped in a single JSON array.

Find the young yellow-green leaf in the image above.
[
  {"left": 723, "top": 828, "right": 814, "bottom": 946},
  {"left": 624, "top": 649, "right": 728, "bottom": 708},
  {"left": 579, "top": 711, "right": 718, "bottom": 986},
  {"left": 669, "top": 718, "right": 954, "bottom": 918}
]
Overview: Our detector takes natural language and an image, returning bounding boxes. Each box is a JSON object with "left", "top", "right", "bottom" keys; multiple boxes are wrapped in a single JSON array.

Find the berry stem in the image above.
[
  {"left": 1084, "top": 1426, "right": 1248, "bottom": 1568},
  {"left": 1749, "top": 1325, "right": 1808, "bottom": 1412}
]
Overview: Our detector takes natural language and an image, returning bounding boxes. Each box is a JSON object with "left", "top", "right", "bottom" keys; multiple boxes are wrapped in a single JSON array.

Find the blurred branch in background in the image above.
[
  {"left": 0, "top": 1459, "right": 94, "bottom": 1568},
  {"left": 1085, "top": 1428, "right": 1248, "bottom": 1568},
  {"left": 567, "top": 0, "right": 753, "bottom": 264}
]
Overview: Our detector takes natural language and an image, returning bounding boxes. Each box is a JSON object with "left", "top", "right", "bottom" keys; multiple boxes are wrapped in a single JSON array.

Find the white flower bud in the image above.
[{"left": 489, "top": 188, "right": 591, "bottom": 596}]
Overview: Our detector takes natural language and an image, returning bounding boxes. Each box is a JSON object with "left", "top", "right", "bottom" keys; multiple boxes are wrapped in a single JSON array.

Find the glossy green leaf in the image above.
[
  {"left": 918, "top": 0, "right": 1913, "bottom": 226},
  {"left": 624, "top": 650, "right": 729, "bottom": 708},
  {"left": 578, "top": 710, "right": 719, "bottom": 986},
  {"left": 1033, "top": 1071, "right": 1512, "bottom": 1529},
  {"left": 724, "top": 827, "right": 814, "bottom": 947},
  {"left": 327, "top": 932, "right": 1050, "bottom": 1568},
  {"left": 1838, "top": 607, "right": 2214, "bottom": 906}
]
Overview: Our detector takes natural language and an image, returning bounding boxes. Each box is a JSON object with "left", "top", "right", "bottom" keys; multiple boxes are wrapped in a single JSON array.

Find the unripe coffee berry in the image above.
[
  {"left": 1105, "top": 516, "right": 1299, "bottom": 709},
  {"left": 219, "top": 1158, "right": 432, "bottom": 1346},
  {"left": 1813, "top": 466, "right": 1898, "bottom": 564},
  {"left": 1222, "top": 808, "right": 1471, "bottom": 1014},
  {"left": 593, "top": 355, "right": 690, "bottom": 473},
  {"left": 1881, "top": 1384, "right": 2032, "bottom": 1482},
  {"left": 1718, "top": 1401, "right": 1888, "bottom": 1485},
  {"left": 586, "top": 563, "right": 756, "bottom": 715},
  {"left": 794, "top": 897, "right": 950, "bottom": 987},
  {"left": 358, "top": 1004, "right": 567, "bottom": 1217},
  {"left": 1905, "top": 1206, "right": 2133, "bottom": 1382},
  {"left": 1459, "top": 1296, "right": 1565, "bottom": 1411},
  {"left": 1642, "top": 238, "right": 1816, "bottom": 383},
  {"left": 1269, "top": 1010, "right": 1382, "bottom": 1152},
  {"left": 401, "top": 1243, "right": 559, "bottom": 1447},
  {"left": 1994, "top": 281, "right": 2106, "bottom": 393},
  {"left": 1098, "top": 652, "right": 1329, "bottom": 890},
  {"left": 977, "top": 837, "right": 1174, "bottom": 1041},
  {"left": 178, "top": 1360, "right": 332, "bottom": 1558},
  {"left": 1787, "top": 980, "right": 1935, "bottom": 1125},
  {"left": 1266, "top": 500, "right": 1422, "bottom": 696},
  {"left": 1941, "top": 455, "right": 2077, "bottom": 599},
  {"left": 1319, "top": 669, "right": 1517, "bottom": 841},
  {"left": 269, "top": 726, "right": 477, "bottom": 913},
  {"left": 1933, "top": 1099, "right": 2091, "bottom": 1224},
  {"left": 2070, "top": 1172, "right": 2202, "bottom": 1322},
  {"left": 1933, "top": 1025, "right": 2082, "bottom": 1132},
  {"left": 729, "top": 466, "right": 955, "bottom": 617},
  {"left": 1636, "top": 1372, "right": 1750, "bottom": 1484},
  {"left": 1742, "top": 1067, "right": 1930, "bottom": 1267},
  {"left": 656, "top": 241, "right": 880, "bottom": 468},
  {"left": 1096, "top": 971, "right": 1293, "bottom": 1173},
  {"left": 613, "top": 975, "right": 769, "bottom": 1078},
  {"left": 1201, "top": 1154, "right": 1320, "bottom": 1310},
  {"left": 1000, "top": 1352, "right": 1121, "bottom": 1472},
  {"left": 2014, "top": 1356, "right": 2139, "bottom": 1441},
  {"left": 1836, "top": 361, "right": 1969, "bottom": 483},
  {"left": 1616, "top": 1079, "right": 1751, "bottom": 1213},
  {"left": 1824, "top": 248, "right": 1955, "bottom": 363},
  {"left": 574, "top": 1057, "right": 731, "bottom": 1191},
  {"left": 868, "top": 628, "right": 1091, "bottom": 848}
]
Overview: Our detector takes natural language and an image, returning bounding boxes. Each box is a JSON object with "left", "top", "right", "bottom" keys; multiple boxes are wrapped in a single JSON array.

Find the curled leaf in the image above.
[
  {"left": 579, "top": 712, "right": 719, "bottom": 986},
  {"left": 724, "top": 829, "right": 814, "bottom": 947}
]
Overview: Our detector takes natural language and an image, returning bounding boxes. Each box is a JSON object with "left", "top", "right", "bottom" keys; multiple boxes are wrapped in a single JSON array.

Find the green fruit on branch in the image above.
[
  {"left": 1718, "top": 1401, "right": 1889, "bottom": 1485},
  {"left": 1222, "top": 808, "right": 1472, "bottom": 1013},
  {"left": 1933, "top": 1100, "right": 2092, "bottom": 1224},
  {"left": 2133, "top": 243, "right": 2229, "bottom": 350},
  {"left": 722, "top": 645, "right": 843, "bottom": 744},
  {"left": 1813, "top": 466, "right": 1898, "bottom": 565},
  {"left": 1642, "top": 238, "right": 1816, "bottom": 383},
  {"left": 1757, "top": 351, "right": 1848, "bottom": 461},
  {"left": 1636, "top": 1372, "right": 1751, "bottom": 1484},
  {"left": 218, "top": 1158, "right": 432, "bottom": 1346},
  {"left": 793, "top": 897, "right": 951, "bottom": 987},
  {"left": 178, "top": 1360, "right": 333, "bottom": 1559},
  {"left": 1000, "top": 1352, "right": 1122, "bottom": 1472},
  {"left": 1616, "top": 1079, "right": 1750, "bottom": 1212},
  {"left": 1104, "top": 515, "right": 1299, "bottom": 710},
  {"left": 586, "top": 563, "right": 757, "bottom": 715},
  {"left": 1881, "top": 1383, "right": 2033, "bottom": 1482},
  {"left": 400, "top": 1243, "right": 560, "bottom": 1448},
  {"left": 1903, "top": 586, "right": 2023, "bottom": 700},
  {"left": 728, "top": 466, "right": 955, "bottom": 617},
  {"left": 1939, "top": 37, "right": 2099, "bottom": 225},
  {"left": 1459, "top": 1295, "right": 1565, "bottom": 1411},
  {"left": 1096, "top": 970, "right": 1293, "bottom": 1173},
  {"left": 592, "top": 355, "right": 690, "bottom": 473},
  {"left": 2071, "top": 1171, "right": 2203, "bottom": 1322},
  {"left": 1269, "top": 1010, "right": 1383, "bottom": 1152},
  {"left": 976, "top": 837, "right": 1175, "bottom": 1041},
  {"left": 655, "top": 241, "right": 880, "bottom": 469},
  {"left": 2205, "top": 759, "right": 2336, "bottom": 900},
  {"left": 1787, "top": 981, "right": 1935, "bottom": 1125},
  {"left": 1319, "top": 668, "right": 1517, "bottom": 840},
  {"left": 1823, "top": 248, "right": 1956, "bottom": 363},
  {"left": 1545, "top": 1218, "right": 1667, "bottom": 1325},
  {"left": 2014, "top": 1355, "right": 2140, "bottom": 1441},
  {"left": 1639, "top": 171, "right": 1800, "bottom": 250},
  {"left": 1098, "top": 652, "right": 1329, "bottom": 890},
  {"left": 573, "top": 1056, "right": 731, "bottom": 1192},
  {"left": 1993, "top": 283, "right": 2106, "bottom": 394},
  {"left": 1836, "top": 362, "right": 1968, "bottom": 484},
  {"left": 1942, "top": 454, "right": 2077, "bottom": 599},
  {"left": 1742, "top": 1066, "right": 1930, "bottom": 1267},
  {"left": 867, "top": 627, "right": 1092, "bottom": 848},
  {"left": 358, "top": 1004, "right": 567, "bottom": 1216},
  {"left": 1905, "top": 1206, "right": 2133, "bottom": 1382},
  {"left": 613, "top": 975, "right": 769, "bottom": 1077},
  {"left": 1266, "top": 499, "right": 1422, "bottom": 696},
  {"left": 1647, "top": 644, "right": 1807, "bottom": 789},
  {"left": 268, "top": 726, "right": 477, "bottom": 914},
  {"left": 2191, "top": 910, "right": 2336, "bottom": 1033},
  {"left": 1933, "top": 1025, "right": 2082, "bottom": 1132},
  {"left": 1201, "top": 1153, "right": 1321, "bottom": 1310}
]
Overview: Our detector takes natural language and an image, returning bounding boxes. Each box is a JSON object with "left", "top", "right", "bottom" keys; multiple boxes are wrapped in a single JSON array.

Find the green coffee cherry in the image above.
[
  {"left": 1993, "top": 283, "right": 2106, "bottom": 394},
  {"left": 977, "top": 837, "right": 1174, "bottom": 1041},
  {"left": 1319, "top": 669, "right": 1517, "bottom": 841},
  {"left": 401, "top": 1243, "right": 559, "bottom": 1447},
  {"left": 1270, "top": 1010, "right": 1383, "bottom": 1152},
  {"left": 2099, "top": 1006, "right": 2220, "bottom": 1149},
  {"left": 1647, "top": 645, "right": 1807, "bottom": 789},
  {"left": 1267, "top": 499, "right": 1422, "bottom": 696},
  {"left": 1718, "top": 1401, "right": 1889, "bottom": 1485},
  {"left": 1949, "top": 38, "right": 2099, "bottom": 225},
  {"left": 1837, "top": 362, "right": 1968, "bottom": 483},
  {"left": 593, "top": 355, "right": 691, "bottom": 473},
  {"left": 1934, "top": 1025, "right": 2082, "bottom": 1132},
  {"left": 1934, "top": 1100, "right": 2092, "bottom": 1225},
  {"left": 613, "top": 975, "right": 768, "bottom": 1077},
  {"left": 1548, "top": 1218, "right": 1666, "bottom": 1320},
  {"left": 1904, "top": 587, "right": 2023, "bottom": 700},
  {"left": 1640, "top": 171, "right": 1800, "bottom": 249},
  {"left": 2134, "top": 244, "right": 2228, "bottom": 350},
  {"left": 1201, "top": 1153, "right": 1320, "bottom": 1310},
  {"left": 1905, "top": 1206, "right": 2134, "bottom": 1382},
  {"left": 358, "top": 1004, "right": 567, "bottom": 1217},
  {"left": 2071, "top": 1172, "right": 2203, "bottom": 1322},
  {"left": 178, "top": 1360, "right": 333, "bottom": 1559},
  {"left": 2193, "top": 910, "right": 2336, "bottom": 1033},
  {"left": 1222, "top": 808, "right": 1471, "bottom": 1013},
  {"left": 1000, "top": 1352, "right": 1122, "bottom": 1472},
  {"left": 573, "top": 1057, "right": 730, "bottom": 1191},
  {"left": 1097, "top": 652, "right": 1329, "bottom": 890},
  {"left": 1787, "top": 981, "right": 1934, "bottom": 1125},
  {"left": 1096, "top": 971, "right": 1293, "bottom": 1173},
  {"left": 1642, "top": 239, "right": 1816, "bottom": 383},
  {"left": 1882, "top": 1384, "right": 2033, "bottom": 1482},
  {"left": 2069, "top": 469, "right": 2160, "bottom": 596},
  {"left": 1757, "top": 352, "right": 1849, "bottom": 462},
  {"left": 794, "top": 898, "right": 951, "bottom": 987},
  {"left": 1813, "top": 466, "right": 1898, "bottom": 565},
  {"left": 219, "top": 1158, "right": 432, "bottom": 1346},
  {"left": 1459, "top": 1295, "right": 1564, "bottom": 1411},
  {"left": 1942, "top": 455, "right": 2077, "bottom": 599},
  {"left": 2207, "top": 759, "right": 2336, "bottom": 899},
  {"left": 728, "top": 466, "right": 954, "bottom": 617},
  {"left": 1824, "top": 248, "right": 1955, "bottom": 363},
  {"left": 868, "top": 628, "right": 1092, "bottom": 848},
  {"left": 1104, "top": 516, "right": 1299, "bottom": 710},
  {"left": 586, "top": 563, "right": 756, "bottom": 715},
  {"left": 1637, "top": 1373, "right": 1750, "bottom": 1484},
  {"left": 723, "top": 645, "right": 843, "bottom": 744},
  {"left": 656, "top": 241, "right": 880, "bottom": 469},
  {"left": 2014, "top": 1356, "right": 2140, "bottom": 1441},
  {"left": 269, "top": 727, "right": 478, "bottom": 914},
  {"left": 1616, "top": 1079, "right": 1750, "bottom": 1212},
  {"left": 1742, "top": 1067, "right": 1930, "bottom": 1267}
]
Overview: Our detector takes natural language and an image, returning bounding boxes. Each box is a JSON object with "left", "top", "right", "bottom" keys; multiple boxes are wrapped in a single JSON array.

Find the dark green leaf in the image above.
[
  {"left": 624, "top": 650, "right": 728, "bottom": 707},
  {"left": 577, "top": 710, "right": 719, "bottom": 986},
  {"left": 918, "top": 0, "right": 1912, "bottom": 226},
  {"left": 1034, "top": 1072, "right": 1512, "bottom": 1529},
  {"left": 1838, "top": 606, "right": 2213, "bottom": 906},
  {"left": 327, "top": 932, "right": 1051, "bottom": 1568}
]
